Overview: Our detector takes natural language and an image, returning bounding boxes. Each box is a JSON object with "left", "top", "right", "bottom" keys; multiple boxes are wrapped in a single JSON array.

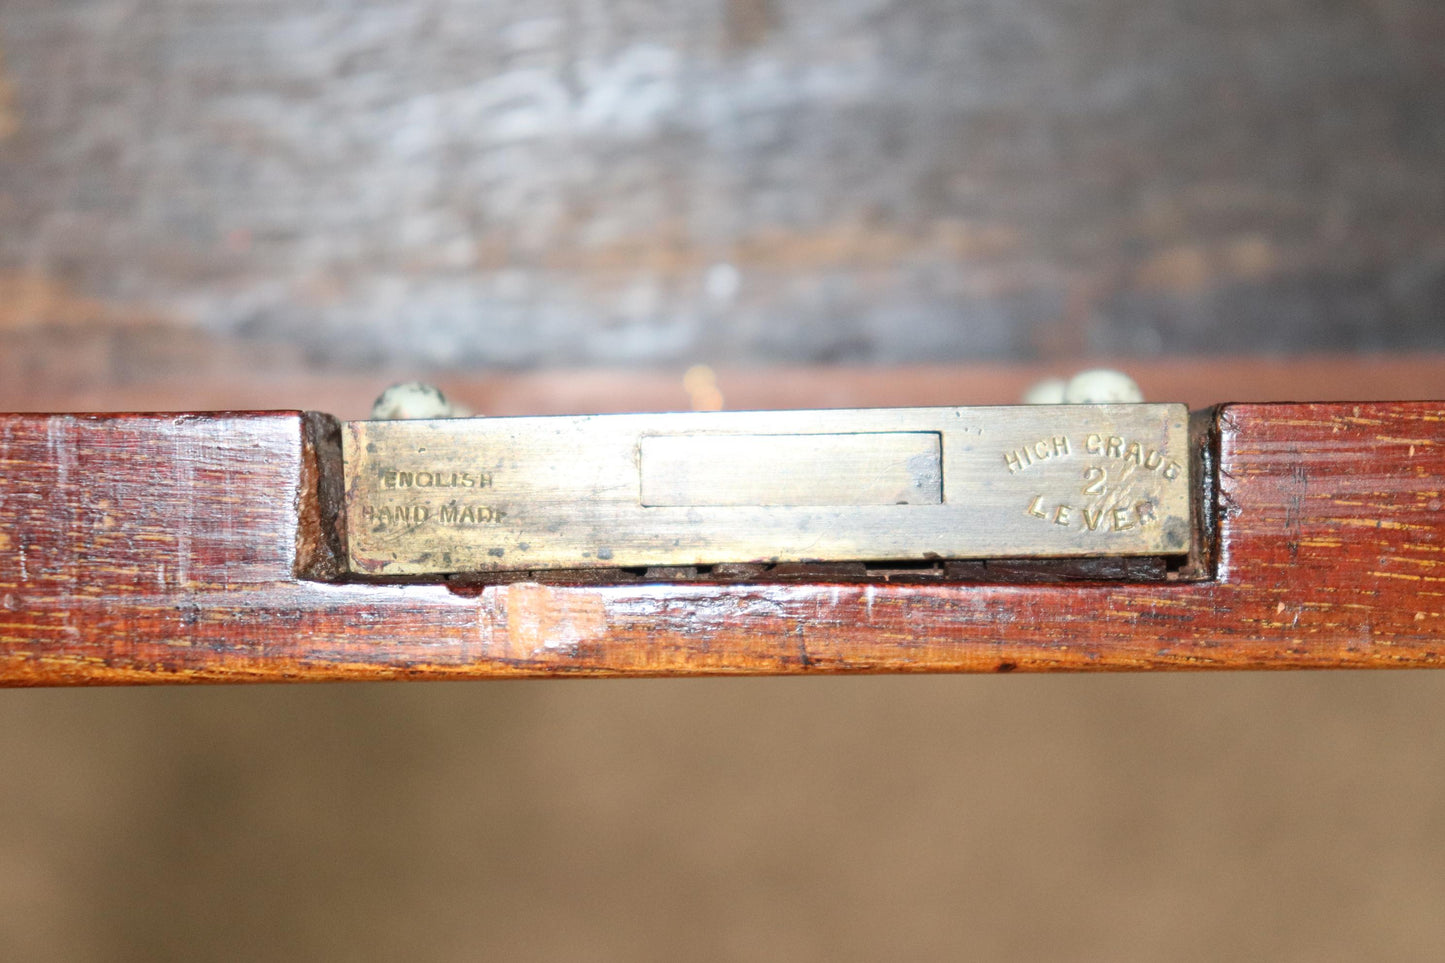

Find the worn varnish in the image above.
[{"left": 0, "top": 403, "right": 1442, "bottom": 685}]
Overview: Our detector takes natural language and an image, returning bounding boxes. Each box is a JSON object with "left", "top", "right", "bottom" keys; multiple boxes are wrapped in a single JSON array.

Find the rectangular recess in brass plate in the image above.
[
  {"left": 639, "top": 432, "right": 942, "bottom": 507},
  {"left": 341, "top": 404, "right": 1192, "bottom": 576}
]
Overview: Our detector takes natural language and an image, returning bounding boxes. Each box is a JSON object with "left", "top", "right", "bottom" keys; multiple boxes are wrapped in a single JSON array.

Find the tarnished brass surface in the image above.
[
  {"left": 639, "top": 432, "right": 943, "bottom": 507},
  {"left": 342, "top": 405, "right": 1192, "bottom": 575}
]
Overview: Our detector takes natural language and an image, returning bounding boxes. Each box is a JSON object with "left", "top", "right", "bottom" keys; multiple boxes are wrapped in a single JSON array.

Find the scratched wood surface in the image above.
[{"left": 0, "top": 401, "right": 1441, "bottom": 685}]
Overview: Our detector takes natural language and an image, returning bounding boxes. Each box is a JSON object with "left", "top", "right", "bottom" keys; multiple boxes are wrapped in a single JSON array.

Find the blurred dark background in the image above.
[
  {"left": 1, "top": 0, "right": 1444, "bottom": 959},
  {"left": 2, "top": 0, "right": 1444, "bottom": 383}
]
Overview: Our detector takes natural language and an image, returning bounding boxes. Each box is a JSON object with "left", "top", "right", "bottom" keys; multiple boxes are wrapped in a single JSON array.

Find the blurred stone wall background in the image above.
[
  {"left": 0, "top": 0, "right": 1443, "bottom": 378},
  {"left": 2, "top": 1, "right": 1445, "bottom": 960}
]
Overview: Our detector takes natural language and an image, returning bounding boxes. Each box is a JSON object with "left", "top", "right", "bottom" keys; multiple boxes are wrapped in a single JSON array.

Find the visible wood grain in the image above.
[{"left": 1, "top": 402, "right": 1443, "bottom": 685}]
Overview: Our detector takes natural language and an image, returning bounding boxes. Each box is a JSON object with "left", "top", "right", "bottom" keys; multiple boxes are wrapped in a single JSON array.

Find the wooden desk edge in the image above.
[{"left": 0, "top": 401, "right": 1442, "bottom": 685}]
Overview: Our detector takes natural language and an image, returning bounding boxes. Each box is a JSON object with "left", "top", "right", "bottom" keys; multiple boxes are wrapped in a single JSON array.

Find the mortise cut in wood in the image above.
[{"left": 0, "top": 402, "right": 1441, "bottom": 685}]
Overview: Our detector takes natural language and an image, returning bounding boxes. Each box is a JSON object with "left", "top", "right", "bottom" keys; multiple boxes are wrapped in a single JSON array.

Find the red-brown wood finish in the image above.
[{"left": 0, "top": 402, "right": 1442, "bottom": 685}]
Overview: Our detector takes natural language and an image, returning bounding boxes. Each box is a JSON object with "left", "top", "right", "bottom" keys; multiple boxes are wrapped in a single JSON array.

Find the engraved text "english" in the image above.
[{"left": 381, "top": 470, "right": 493, "bottom": 489}]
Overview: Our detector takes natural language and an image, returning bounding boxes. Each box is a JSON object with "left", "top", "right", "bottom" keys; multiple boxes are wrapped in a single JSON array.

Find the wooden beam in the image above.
[{"left": 0, "top": 401, "right": 1442, "bottom": 684}]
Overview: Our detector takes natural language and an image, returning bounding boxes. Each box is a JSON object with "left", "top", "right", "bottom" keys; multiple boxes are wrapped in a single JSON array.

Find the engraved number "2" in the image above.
[{"left": 1082, "top": 467, "right": 1107, "bottom": 496}]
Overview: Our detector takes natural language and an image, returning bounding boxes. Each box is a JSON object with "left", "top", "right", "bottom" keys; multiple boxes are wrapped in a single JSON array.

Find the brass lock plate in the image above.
[{"left": 341, "top": 405, "right": 1192, "bottom": 575}]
